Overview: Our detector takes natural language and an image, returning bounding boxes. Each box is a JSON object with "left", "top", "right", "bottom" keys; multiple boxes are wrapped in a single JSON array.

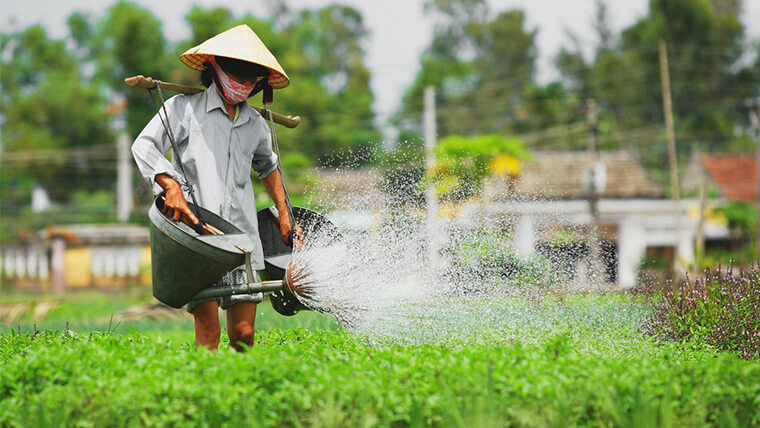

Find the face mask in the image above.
[{"left": 208, "top": 56, "right": 257, "bottom": 104}]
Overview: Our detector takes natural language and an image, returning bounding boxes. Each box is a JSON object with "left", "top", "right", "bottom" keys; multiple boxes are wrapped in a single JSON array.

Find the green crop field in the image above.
[{"left": 1, "top": 290, "right": 759, "bottom": 427}]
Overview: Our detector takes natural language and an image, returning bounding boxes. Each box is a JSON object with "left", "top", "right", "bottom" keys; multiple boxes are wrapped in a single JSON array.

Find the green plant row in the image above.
[{"left": 2, "top": 327, "right": 759, "bottom": 427}]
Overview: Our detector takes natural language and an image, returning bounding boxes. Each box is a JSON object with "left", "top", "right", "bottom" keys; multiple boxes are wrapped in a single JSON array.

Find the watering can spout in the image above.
[{"left": 189, "top": 261, "right": 304, "bottom": 302}]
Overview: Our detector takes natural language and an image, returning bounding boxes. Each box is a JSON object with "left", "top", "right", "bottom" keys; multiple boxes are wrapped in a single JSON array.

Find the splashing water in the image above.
[{"left": 288, "top": 153, "right": 648, "bottom": 346}]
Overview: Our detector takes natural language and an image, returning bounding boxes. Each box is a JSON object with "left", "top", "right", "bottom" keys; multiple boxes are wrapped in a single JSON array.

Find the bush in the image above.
[
  {"left": 452, "top": 230, "right": 557, "bottom": 290},
  {"left": 644, "top": 264, "right": 760, "bottom": 360},
  {"left": 714, "top": 201, "right": 757, "bottom": 235},
  {"left": 422, "top": 135, "right": 531, "bottom": 202}
]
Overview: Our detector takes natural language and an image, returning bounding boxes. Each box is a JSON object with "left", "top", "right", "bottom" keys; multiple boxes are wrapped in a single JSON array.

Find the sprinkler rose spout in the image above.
[{"left": 284, "top": 260, "right": 314, "bottom": 300}]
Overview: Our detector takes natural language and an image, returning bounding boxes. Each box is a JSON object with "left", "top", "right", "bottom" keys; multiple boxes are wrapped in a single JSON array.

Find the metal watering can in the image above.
[{"left": 149, "top": 197, "right": 340, "bottom": 314}]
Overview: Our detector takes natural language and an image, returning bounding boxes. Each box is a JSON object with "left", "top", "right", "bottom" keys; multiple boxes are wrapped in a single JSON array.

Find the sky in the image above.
[{"left": 3, "top": 0, "right": 759, "bottom": 125}]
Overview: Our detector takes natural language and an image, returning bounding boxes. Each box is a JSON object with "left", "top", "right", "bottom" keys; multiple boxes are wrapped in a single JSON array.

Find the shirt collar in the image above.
[
  {"left": 205, "top": 82, "right": 255, "bottom": 126},
  {"left": 205, "top": 81, "right": 225, "bottom": 113}
]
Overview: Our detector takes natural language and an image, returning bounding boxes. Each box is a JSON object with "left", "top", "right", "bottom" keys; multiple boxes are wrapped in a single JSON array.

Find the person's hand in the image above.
[
  {"left": 279, "top": 211, "right": 304, "bottom": 248},
  {"left": 292, "top": 223, "right": 304, "bottom": 250},
  {"left": 156, "top": 174, "right": 198, "bottom": 228}
]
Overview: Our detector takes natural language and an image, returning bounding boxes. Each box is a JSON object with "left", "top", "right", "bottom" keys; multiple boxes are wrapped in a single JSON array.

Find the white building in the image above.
[
  {"left": 311, "top": 151, "right": 732, "bottom": 287},
  {"left": 481, "top": 150, "right": 730, "bottom": 287}
]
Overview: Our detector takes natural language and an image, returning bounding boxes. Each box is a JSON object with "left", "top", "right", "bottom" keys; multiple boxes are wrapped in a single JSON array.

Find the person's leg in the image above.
[
  {"left": 192, "top": 300, "right": 221, "bottom": 350},
  {"left": 226, "top": 302, "right": 257, "bottom": 352}
]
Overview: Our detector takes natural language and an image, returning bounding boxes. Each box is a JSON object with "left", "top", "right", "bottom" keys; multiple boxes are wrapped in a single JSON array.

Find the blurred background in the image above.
[{"left": 1, "top": 0, "right": 759, "bottom": 309}]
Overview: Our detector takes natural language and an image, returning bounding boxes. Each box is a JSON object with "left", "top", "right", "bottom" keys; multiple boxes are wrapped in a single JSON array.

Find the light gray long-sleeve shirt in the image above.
[{"left": 131, "top": 82, "right": 278, "bottom": 269}]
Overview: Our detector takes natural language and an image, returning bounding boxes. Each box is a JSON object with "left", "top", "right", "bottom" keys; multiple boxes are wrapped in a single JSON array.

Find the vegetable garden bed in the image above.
[{"left": 2, "top": 293, "right": 759, "bottom": 427}]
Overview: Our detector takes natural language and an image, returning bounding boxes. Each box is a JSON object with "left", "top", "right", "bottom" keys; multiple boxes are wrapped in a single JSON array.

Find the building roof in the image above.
[
  {"left": 311, "top": 169, "right": 383, "bottom": 210},
  {"left": 488, "top": 150, "right": 665, "bottom": 200},
  {"left": 312, "top": 151, "right": 665, "bottom": 207},
  {"left": 700, "top": 154, "right": 757, "bottom": 201},
  {"left": 40, "top": 224, "right": 150, "bottom": 245}
]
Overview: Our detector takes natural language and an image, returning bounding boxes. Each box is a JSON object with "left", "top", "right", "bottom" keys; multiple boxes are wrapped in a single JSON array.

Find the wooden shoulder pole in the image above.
[{"left": 124, "top": 75, "right": 301, "bottom": 128}]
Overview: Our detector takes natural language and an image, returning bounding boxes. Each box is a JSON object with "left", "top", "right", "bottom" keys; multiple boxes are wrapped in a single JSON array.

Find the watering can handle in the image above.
[{"left": 156, "top": 194, "right": 221, "bottom": 236}]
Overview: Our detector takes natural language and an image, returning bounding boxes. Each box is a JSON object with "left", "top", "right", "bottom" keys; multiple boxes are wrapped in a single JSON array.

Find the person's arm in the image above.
[
  {"left": 252, "top": 117, "right": 302, "bottom": 245},
  {"left": 261, "top": 170, "right": 302, "bottom": 245},
  {"left": 131, "top": 96, "right": 186, "bottom": 196},
  {"left": 131, "top": 95, "right": 198, "bottom": 227}
]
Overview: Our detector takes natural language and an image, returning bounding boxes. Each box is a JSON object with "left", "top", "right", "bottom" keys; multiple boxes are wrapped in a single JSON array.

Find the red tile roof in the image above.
[{"left": 701, "top": 154, "right": 757, "bottom": 201}]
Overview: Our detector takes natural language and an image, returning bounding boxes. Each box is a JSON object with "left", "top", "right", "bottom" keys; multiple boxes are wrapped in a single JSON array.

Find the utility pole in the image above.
[
  {"left": 116, "top": 132, "right": 133, "bottom": 223},
  {"left": 746, "top": 97, "right": 760, "bottom": 257},
  {"left": 424, "top": 86, "right": 441, "bottom": 269},
  {"left": 110, "top": 95, "right": 132, "bottom": 223},
  {"left": 659, "top": 39, "right": 683, "bottom": 274},
  {"left": 694, "top": 153, "right": 707, "bottom": 267},
  {"left": 585, "top": 98, "right": 604, "bottom": 284},
  {"left": 586, "top": 98, "right": 598, "bottom": 154}
]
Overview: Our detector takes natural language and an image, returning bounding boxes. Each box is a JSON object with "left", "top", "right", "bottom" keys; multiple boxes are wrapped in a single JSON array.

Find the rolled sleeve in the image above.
[
  {"left": 131, "top": 95, "right": 186, "bottom": 194},
  {"left": 251, "top": 121, "right": 279, "bottom": 179}
]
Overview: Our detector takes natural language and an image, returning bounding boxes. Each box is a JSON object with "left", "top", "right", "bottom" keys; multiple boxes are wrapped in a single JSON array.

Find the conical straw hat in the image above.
[{"left": 180, "top": 24, "right": 289, "bottom": 89}]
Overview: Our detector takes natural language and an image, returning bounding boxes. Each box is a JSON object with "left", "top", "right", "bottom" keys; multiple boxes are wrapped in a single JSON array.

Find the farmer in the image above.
[{"left": 132, "top": 25, "right": 298, "bottom": 351}]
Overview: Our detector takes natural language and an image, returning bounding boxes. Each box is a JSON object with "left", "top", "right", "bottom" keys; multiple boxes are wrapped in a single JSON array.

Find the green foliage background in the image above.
[
  {"left": 1, "top": 0, "right": 759, "bottom": 242},
  {"left": 396, "top": 0, "right": 759, "bottom": 163},
  {"left": 422, "top": 134, "right": 530, "bottom": 201},
  {"left": 0, "top": 1, "right": 378, "bottom": 236}
]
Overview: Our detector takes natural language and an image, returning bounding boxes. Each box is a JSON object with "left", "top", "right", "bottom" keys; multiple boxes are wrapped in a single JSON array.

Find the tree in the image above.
[
  {"left": 395, "top": 0, "right": 485, "bottom": 138},
  {"left": 422, "top": 134, "right": 530, "bottom": 202},
  {"left": 468, "top": 10, "right": 538, "bottom": 134},
  {"left": 282, "top": 5, "right": 377, "bottom": 162},
  {"left": 622, "top": 0, "right": 747, "bottom": 145},
  {"left": 185, "top": 6, "right": 234, "bottom": 47},
  {"left": 593, "top": 0, "right": 615, "bottom": 56},
  {"left": 89, "top": 1, "right": 172, "bottom": 138},
  {"left": 554, "top": 0, "right": 758, "bottom": 161},
  {"left": 395, "top": 1, "right": 541, "bottom": 139},
  {"left": 424, "top": 0, "right": 489, "bottom": 59},
  {"left": 0, "top": 25, "right": 112, "bottom": 205}
]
